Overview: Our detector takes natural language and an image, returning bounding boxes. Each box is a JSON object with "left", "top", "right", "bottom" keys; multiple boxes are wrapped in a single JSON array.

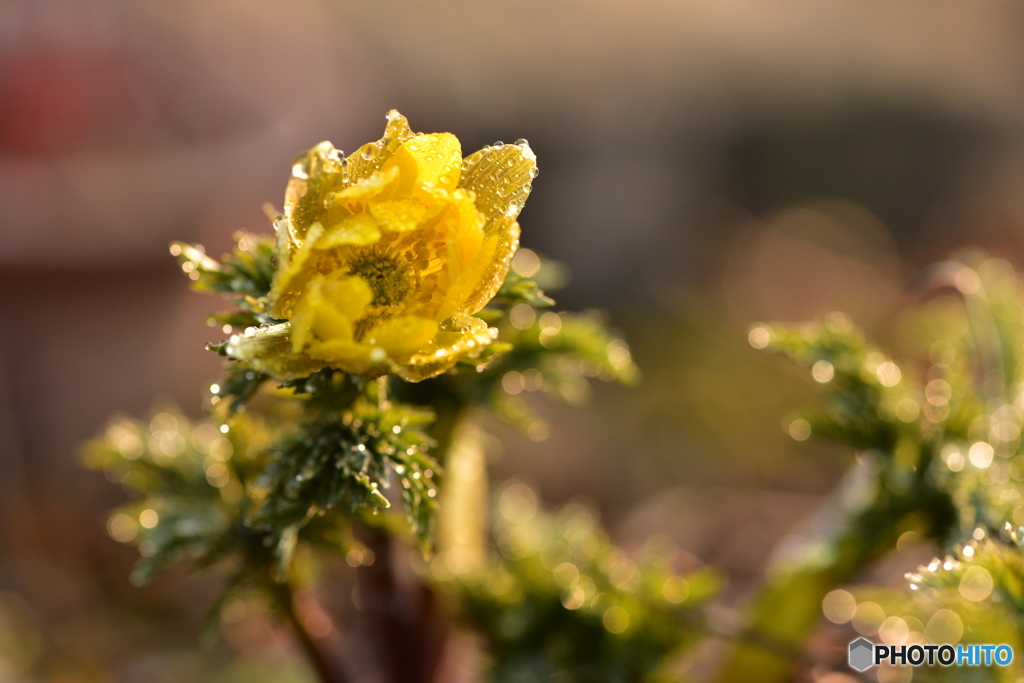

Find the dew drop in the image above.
[
  {"left": 291, "top": 163, "right": 309, "bottom": 179},
  {"left": 530, "top": 167, "right": 539, "bottom": 178},
  {"left": 515, "top": 138, "right": 528, "bottom": 146},
  {"left": 493, "top": 141, "right": 504, "bottom": 148}
]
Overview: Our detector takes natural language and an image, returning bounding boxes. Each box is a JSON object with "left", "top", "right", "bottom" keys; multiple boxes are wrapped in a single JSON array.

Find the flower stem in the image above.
[
  {"left": 714, "top": 458, "right": 955, "bottom": 682},
  {"left": 271, "top": 582, "right": 350, "bottom": 683}
]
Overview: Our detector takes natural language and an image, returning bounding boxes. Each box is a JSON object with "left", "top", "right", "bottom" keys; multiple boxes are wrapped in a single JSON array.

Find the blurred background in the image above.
[{"left": 5, "top": 0, "right": 1024, "bottom": 680}]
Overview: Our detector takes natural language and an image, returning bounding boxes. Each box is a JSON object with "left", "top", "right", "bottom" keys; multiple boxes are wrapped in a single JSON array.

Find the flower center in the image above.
[{"left": 347, "top": 250, "right": 411, "bottom": 307}]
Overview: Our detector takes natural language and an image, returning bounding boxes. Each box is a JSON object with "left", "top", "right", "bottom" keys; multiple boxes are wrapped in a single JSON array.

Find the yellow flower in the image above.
[{"left": 229, "top": 110, "right": 537, "bottom": 382}]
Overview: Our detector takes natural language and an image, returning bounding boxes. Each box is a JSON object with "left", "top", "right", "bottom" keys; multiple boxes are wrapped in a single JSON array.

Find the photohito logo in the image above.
[{"left": 849, "top": 638, "right": 1013, "bottom": 672}]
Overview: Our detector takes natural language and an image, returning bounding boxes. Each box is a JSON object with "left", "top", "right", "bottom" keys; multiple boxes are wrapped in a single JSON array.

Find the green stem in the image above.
[{"left": 714, "top": 467, "right": 955, "bottom": 682}]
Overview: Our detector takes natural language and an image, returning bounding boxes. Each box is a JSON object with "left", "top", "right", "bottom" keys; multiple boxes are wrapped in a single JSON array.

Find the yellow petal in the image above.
[
  {"left": 451, "top": 217, "right": 520, "bottom": 317},
  {"left": 396, "top": 316, "right": 497, "bottom": 382},
  {"left": 227, "top": 324, "right": 326, "bottom": 381},
  {"left": 382, "top": 133, "right": 462, "bottom": 199},
  {"left": 433, "top": 192, "right": 490, "bottom": 320},
  {"left": 319, "top": 213, "right": 382, "bottom": 248},
  {"left": 291, "top": 300, "right": 353, "bottom": 353},
  {"left": 285, "top": 141, "right": 346, "bottom": 239},
  {"left": 369, "top": 200, "right": 429, "bottom": 233},
  {"left": 365, "top": 316, "right": 438, "bottom": 358},
  {"left": 458, "top": 140, "right": 536, "bottom": 227},
  {"left": 325, "top": 166, "right": 399, "bottom": 217},
  {"left": 307, "top": 338, "right": 383, "bottom": 376},
  {"left": 269, "top": 222, "right": 325, "bottom": 319},
  {"left": 290, "top": 273, "right": 373, "bottom": 350},
  {"left": 343, "top": 110, "right": 417, "bottom": 188},
  {"left": 443, "top": 189, "right": 485, "bottom": 270},
  {"left": 320, "top": 273, "right": 374, "bottom": 320},
  {"left": 280, "top": 112, "right": 420, "bottom": 252}
]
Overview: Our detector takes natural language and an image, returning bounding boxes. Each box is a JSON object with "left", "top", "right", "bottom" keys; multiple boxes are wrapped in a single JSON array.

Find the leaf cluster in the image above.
[
  {"left": 171, "top": 233, "right": 279, "bottom": 330},
  {"left": 81, "top": 406, "right": 280, "bottom": 587},
  {"left": 742, "top": 254, "right": 1024, "bottom": 681},
  {"left": 250, "top": 389, "right": 438, "bottom": 551},
  {"left": 434, "top": 483, "right": 716, "bottom": 683}
]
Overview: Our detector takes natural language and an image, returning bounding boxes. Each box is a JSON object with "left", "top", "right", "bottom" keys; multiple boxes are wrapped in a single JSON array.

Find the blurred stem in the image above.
[
  {"left": 351, "top": 398, "right": 467, "bottom": 683},
  {"left": 270, "top": 581, "right": 349, "bottom": 683},
  {"left": 357, "top": 530, "right": 448, "bottom": 683},
  {"left": 713, "top": 523, "right": 880, "bottom": 682},
  {"left": 436, "top": 419, "right": 489, "bottom": 572},
  {"left": 714, "top": 459, "right": 955, "bottom": 683}
]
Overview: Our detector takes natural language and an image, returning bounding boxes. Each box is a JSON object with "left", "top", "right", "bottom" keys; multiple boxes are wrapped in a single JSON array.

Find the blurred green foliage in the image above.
[
  {"left": 435, "top": 482, "right": 714, "bottom": 683},
  {"left": 720, "top": 253, "right": 1024, "bottom": 682}
]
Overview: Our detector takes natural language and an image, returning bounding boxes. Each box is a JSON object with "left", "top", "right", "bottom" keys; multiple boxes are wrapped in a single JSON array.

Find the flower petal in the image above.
[
  {"left": 344, "top": 110, "right": 417, "bottom": 187},
  {"left": 320, "top": 273, "right": 374, "bottom": 320},
  {"left": 227, "top": 324, "right": 326, "bottom": 381},
  {"left": 395, "top": 316, "right": 497, "bottom": 382},
  {"left": 433, "top": 191, "right": 492, "bottom": 320},
  {"left": 269, "top": 222, "right": 325, "bottom": 319},
  {"left": 308, "top": 339, "right": 382, "bottom": 375},
  {"left": 366, "top": 316, "right": 438, "bottom": 358},
  {"left": 290, "top": 273, "right": 373, "bottom": 353},
  {"left": 458, "top": 140, "right": 536, "bottom": 227},
  {"left": 382, "top": 133, "right": 462, "bottom": 199},
  {"left": 325, "top": 166, "right": 400, "bottom": 218},
  {"left": 369, "top": 200, "right": 429, "bottom": 234},
  {"left": 454, "top": 216, "right": 521, "bottom": 316},
  {"left": 319, "top": 213, "right": 382, "bottom": 248},
  {"left": 444, "top": 189, "right": 486, "bottom": 268},
  {"left": 279, "top": 112, "right": 419, "bottom": 258},
  {"left": 285, "top": 142, "right": 346, "bottom": 240}
]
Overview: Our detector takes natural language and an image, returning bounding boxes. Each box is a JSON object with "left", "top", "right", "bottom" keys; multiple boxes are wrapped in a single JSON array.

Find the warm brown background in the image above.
[{"left": 5, "top": 1, "right": 1024, "bottom": 680}]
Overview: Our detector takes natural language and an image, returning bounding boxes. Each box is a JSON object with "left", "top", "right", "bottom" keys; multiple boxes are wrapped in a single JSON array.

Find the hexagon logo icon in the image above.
[{"left": 849, "top": 637, "right": 875, "bottom": 672}]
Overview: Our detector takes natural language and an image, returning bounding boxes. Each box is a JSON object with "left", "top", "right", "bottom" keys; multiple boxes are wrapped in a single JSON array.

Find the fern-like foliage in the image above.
[{"left": 434, "top": 482, "right": 716, "bottom": 683}]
